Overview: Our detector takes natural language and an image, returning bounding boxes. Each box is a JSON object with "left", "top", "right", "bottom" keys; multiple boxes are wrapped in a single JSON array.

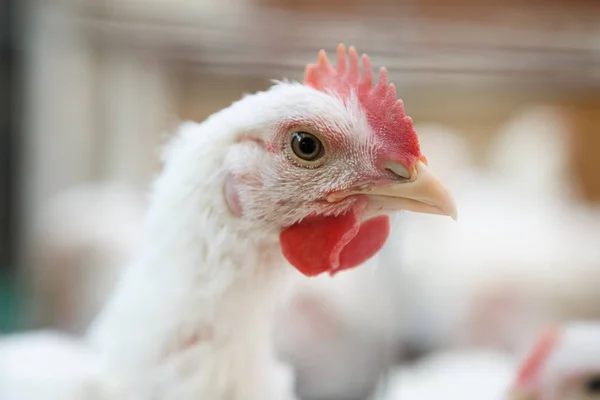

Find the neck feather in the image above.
[{"left": 88, "top": 122, "right": 292, "bottom": 378}]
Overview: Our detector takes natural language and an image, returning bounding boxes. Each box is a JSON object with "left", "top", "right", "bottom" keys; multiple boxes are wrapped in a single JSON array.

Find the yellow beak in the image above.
[
  {"left": 327, "top": 160, "right": 458, "bottom": 220},
  {"left": 505, "top": 388, "right": 538, "bottom": 400}
]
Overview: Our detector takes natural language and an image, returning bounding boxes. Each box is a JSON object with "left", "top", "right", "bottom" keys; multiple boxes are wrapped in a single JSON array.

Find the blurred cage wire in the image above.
[{"left": 2, "top": 0, "right": 600, "bottom": 331}]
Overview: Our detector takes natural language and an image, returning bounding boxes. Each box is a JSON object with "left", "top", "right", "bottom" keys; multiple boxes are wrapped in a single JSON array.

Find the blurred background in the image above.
[{"left": 1, "top": 0, "right": 600, "bottom": 398}]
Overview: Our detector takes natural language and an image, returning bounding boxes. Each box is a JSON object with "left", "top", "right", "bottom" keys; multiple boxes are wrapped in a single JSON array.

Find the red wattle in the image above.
[
  {"left": 279, "top": 205, "right": 391, "bottom": 277},
  {"left": 333, "top": 215, "right": 390, "bottom": 276}
]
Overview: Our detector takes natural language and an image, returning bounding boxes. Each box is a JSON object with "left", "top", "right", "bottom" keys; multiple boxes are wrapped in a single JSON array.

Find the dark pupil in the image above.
[
  {"left": 299, "top": 136, "right": 316, "bottom": 155},
  {"left": 292, "top": 132, "right": 321, "bottom": 161},
  {"left": 585, "top": 376, "right": 600, "bottom": 394}
]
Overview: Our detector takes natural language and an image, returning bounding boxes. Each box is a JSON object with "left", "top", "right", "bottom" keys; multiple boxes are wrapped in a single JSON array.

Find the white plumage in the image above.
[
  {"left": 86, "top": 82, "right": 423, "bottom": 398},
  {"left": 377, "top": 349, "right": 515, "bottom": 400},
  {"left": 0, "top": 331, "right": 128, "bottom": 400},
  {"left": 88, "top": 116, "right": 298, "bottom": 399},
  {"left": 384, "top": 108, "right": 600, "bottom": 354},
  {"left": 6, "top": 48, "right": 457, "bottom": 399},
  {"left": 273, "top": 257, "right": 403, "bottom": 400},
  {"left": 508, "top": 321, "right": 600, "bottom": 400}
]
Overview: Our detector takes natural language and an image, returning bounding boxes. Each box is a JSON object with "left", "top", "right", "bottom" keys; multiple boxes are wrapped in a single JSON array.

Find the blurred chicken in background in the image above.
[
  {"left": 273, "top": 259, "right": 405, "bottom": 400},
  {"left": 489, "top": 106, "right": 578, "bottom": 202},
  {"left": 0, "top": 330, "right": 129, "bottom": 400},
  {"left": 392, "top": 105, "right": 600, "bottom": 355},
  {"left": 377, "top": 348, "right": 516, "bottom": 400},
  {"left": 507, "top": 321, "right": 600, "bottom": 400},
  {"left": 24, "top": 182, "right": 146, "bottom": 334}
]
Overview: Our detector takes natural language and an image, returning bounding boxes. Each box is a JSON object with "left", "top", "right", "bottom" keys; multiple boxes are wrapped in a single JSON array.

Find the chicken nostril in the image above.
[{"left": 383, "top": 161, "right": 412, "bottom": 181}]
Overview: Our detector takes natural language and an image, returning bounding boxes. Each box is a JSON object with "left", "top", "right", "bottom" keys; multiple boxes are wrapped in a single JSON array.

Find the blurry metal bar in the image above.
[
  {"left": 98, "top": 50, "right": 173, "bottom": 187},
  {"left": 0, "top": 0, "right": 16, "bottom": 272},
  {"left": 65, "top": 0, "right": 600, "bottom": 90},
  {"left": 19, "top": 0, "right": 101, "bottom": 249},
  {"left": 0, "top": 0, "right": 20, "bottom": 333}
]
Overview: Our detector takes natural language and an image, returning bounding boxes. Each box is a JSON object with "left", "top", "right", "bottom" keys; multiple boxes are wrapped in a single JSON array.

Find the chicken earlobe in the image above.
[{"left": 224, "top": 174, "right": 243, "bottom": 217}]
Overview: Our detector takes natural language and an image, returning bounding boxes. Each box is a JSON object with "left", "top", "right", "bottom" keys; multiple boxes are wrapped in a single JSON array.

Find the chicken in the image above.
[
  {"left": 385, "top": 109, "right": 600, "bottom": 354},
  {"left": 376, "top": 348, "right": 516, "bottom": 400},
  {"left": 273, "top": 257, "right": 403, "bottom": 400},
  {"left": 25, "top": 182, "right": 145, "bottom": 333},
  {"left": 86, "top": 44, "right": 457, "bottom": 399},
  {"left": 378, "top": 124, "right": 478, "bottom": 354},
  {"left": 0, "top": 331, "right": 128, "bottom": 400},
  {"left": 507, "top": 322, "right": 600, "bottom": 400},
  {"left": 488, "top": 105, "right": 578, "bottom": 202},
  {"left": 408, "top": 123, "right": 475, "bottom": 185}
]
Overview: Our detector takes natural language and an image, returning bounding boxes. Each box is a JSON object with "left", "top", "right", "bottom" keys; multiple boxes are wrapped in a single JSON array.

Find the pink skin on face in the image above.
[{"left": 224, "top": 174, "right": 243, "bottom": 217}]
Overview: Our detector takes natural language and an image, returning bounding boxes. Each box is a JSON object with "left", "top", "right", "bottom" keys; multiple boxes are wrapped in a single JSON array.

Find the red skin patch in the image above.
[
  {"left": 279, "top": 201, "right": 390, "bottom": 277},
  {"left": 335, "top": 215, "right": 390, "bottom": 275},
  {"left": 515, "top": 327, "right": 560, "bottom": 389},
  {"left": 304, "top": 44, "right": 421, "bottom": 169}
]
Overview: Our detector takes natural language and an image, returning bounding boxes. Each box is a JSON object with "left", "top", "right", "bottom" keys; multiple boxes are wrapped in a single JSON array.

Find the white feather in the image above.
[
  {"left": 87, "top": 81, "right": 373, "bottom": 399},
  {"left": 0, "top": 331, "right": 129, "bottom": 400},
  {"left": 273, "top": 257, "right": 403, "bottom": 400},
  {"left": 381, "top": 116, "right": 600, "bottom": 354},
  {"left": 377, "top": 349, "right": 515, "bottom": 400}
]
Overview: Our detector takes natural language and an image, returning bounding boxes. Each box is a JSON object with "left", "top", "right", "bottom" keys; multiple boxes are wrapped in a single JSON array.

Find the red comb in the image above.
[
  {"left": 304, "top": 44, "right": 420, "bottom": 161},
  {"left": 515, "top": 327, "right": 560, "bottom": 388}
]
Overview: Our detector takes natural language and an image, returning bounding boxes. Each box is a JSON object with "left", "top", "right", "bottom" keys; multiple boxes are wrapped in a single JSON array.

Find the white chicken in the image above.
[
  {"left": 376, "top": 348, "right": 516, "bottom": 400},
  {"left": 386, "top": 107, "right": 600, "bottom": 354},
  {"left": 488, "top": 105, "right": 578, "bottom": 202},
  {"left": 508, "top": 322, "right": 600, "bottom": 400},
  {"left": 84, "top": 44, "right": 457, "bottom": 399},
  {"left": 273, "top": 257, "right": 404, "bottom": 400},
  {"left": 0, "top": 331, "right": 128, "bottom": 400}
]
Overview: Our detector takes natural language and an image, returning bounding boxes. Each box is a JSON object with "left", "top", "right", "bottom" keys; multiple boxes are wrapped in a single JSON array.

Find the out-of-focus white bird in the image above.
[
  {"left": 376, "top": 348, "right": 515, "bottom": 400},
  {"left": 273, "top": 257, "right": 404, "bottom": 400},
  {"left": 0, "top": 331, "right": 129, "bottom": 400},
  {"left": 507, "top": 322, "right": 600, "bottom": 400},
  {"left": 25, "top": 182, "right": 146, "bottom": 333},
  {"left": 85, "top": 45, "right": 456, "bottom": 399},
  {"left": 385, "top": 107, "right": 600, "bottom": 354},
  {"left": 409, "top": 123, "right": 476, "bottom": 183},
  {"left": 489, "top": 105, "right": 578, "bottom": 202}
]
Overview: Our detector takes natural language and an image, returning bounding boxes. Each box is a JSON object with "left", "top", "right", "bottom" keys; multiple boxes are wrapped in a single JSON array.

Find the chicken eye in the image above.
[{"left": 291, "top": 132, "right": 323, "bottom": 162}]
